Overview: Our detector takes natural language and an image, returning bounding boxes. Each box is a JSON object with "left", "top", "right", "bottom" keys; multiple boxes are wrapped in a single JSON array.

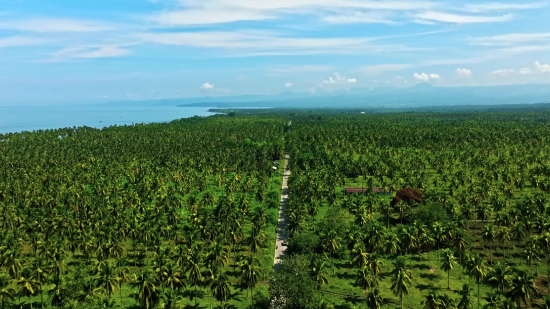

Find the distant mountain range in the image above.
[{"left": 105, "top": 83, "right": 550, "bottom": 109}]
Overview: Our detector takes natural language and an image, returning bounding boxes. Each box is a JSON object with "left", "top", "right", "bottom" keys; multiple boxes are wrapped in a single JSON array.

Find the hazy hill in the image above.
[{"left": 105, "top": 84, "right": 550, "bottom": 109}]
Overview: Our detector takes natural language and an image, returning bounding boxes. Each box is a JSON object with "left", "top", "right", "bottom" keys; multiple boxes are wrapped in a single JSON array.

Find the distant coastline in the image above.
[{"left": 0, "top": 105, "right": 214, "bottom": 134}]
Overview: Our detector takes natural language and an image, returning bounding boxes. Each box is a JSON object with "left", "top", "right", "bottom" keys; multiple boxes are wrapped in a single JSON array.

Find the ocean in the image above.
[{"left": 0, "top": 105, "right": 216, "bottom": 134}]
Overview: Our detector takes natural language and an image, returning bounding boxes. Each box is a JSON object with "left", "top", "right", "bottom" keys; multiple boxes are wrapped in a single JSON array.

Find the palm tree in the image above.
[
  {"left": 356, "top": 267, "right": 376, "bottom": 294},
  {"left": 351, "top": 246, "right": 370, "bottom": 269},
  {"left": 390, "top": 258, "right": 412, "bottom": 309},
  {"left": 441, "top": 249, "right": 457, "bottom": 290},
  {"left": 534, "top": 296, "right": 550, "bottom": 309},
  {"left": 438, "top": 293, "right": 456, "bottom": 309},
  {"left": 159, "top": 263, "right": 184, "bottom": 292},
  {"left": 95, "top": 260, "right": 119, "bottom": 299},
  {"left": 524, "top": 247, "right": 540, "bottom": 272},
  {"left": 457, "top": 284, "right": 473, "bottom": 309},
  {"left": 482, "top": 292, "right": 501, "bottom": 309},
  {"left": 486, "top": 262, "right": 512, "bottom": 294},
  {"left": 0, "top": 273, "right": 16, "bottom": 309},
  {"left": 310, "top": 259, "right": 329, "bottom": 291},
  {"left": 48, "top": 274, "right": 67, "bottom": 308},
  {"left": 75, "top": 278, "right": 105, "bottom": 302},
  {"left": 116, "top": 265, "right": 132, "bottom": 307},
  {"left": 482, "top": 225, "right": 496, "bottom": 263},
  {"left": 239, "top": 255, "right": 262, "bottom": 304},
  {"left": 384, "top": 232, "right": 401, "bottom": 256},
  {"left": 16, "top": 269, "right": 39, "bottom": 309},
  {"left": 210, "top": 271, "right": 232, "bottom": 308},
  {"left": 506, "top": 270, "right": 539, "bottom": 308},
  {"left": 185, "top": 250, "right": 203, "bottom": 307},
  {"left": 132, "top": 269, "right": 160, "bottom": 309},
  {"left": 366, "top": 288, "right": 395, "bottom": 309},
  {"left": 322, "top": 230, "right": 341, "bottom": 272},
  {"left": 30, "top": 257, "right": 49, "bottom": 308},
  {"left": 467, "top": 255, "right": 490, "bottom": 309},
  {"left": 160, "top": 289, "right": 183, "bottom": 309},
  {"left": 422, "top": 292, "right": 441, "bottom": 309}
]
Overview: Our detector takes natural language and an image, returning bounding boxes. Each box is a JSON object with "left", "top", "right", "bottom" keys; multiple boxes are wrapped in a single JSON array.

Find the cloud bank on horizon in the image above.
[{"left": 0, "top": 0, "right": 550, "bottom": 104}]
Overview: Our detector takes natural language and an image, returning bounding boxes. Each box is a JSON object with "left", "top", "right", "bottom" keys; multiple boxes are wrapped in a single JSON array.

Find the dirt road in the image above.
[{"left": 273, "top": 154, "right": 290, "bottom": 267}]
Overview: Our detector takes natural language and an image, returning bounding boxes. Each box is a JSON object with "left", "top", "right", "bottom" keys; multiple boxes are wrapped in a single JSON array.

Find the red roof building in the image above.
[{"left": 344, "top": 187, "right": 383, "bottom": 194}]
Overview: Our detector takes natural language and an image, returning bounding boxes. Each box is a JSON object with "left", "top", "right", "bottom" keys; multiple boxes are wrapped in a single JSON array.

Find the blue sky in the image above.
[{"left": 1, "top": 0, "right": 550, "bottom": 105}]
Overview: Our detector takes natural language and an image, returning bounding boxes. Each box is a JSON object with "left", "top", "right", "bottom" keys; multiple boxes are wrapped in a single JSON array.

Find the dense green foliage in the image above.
[
  {"left": 3, "top": 110, "right": 550, "bottom": 309},
  {"left": 0, "top": 115, "right": 285, "bottom": 309},
  {"left": 278, "top": 111, "right": 550, "bottom": 309}
]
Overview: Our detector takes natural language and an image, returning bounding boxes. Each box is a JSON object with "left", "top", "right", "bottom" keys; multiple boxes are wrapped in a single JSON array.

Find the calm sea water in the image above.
[{"left": 0, "top": 105, "right": 215, "bottom": 134}]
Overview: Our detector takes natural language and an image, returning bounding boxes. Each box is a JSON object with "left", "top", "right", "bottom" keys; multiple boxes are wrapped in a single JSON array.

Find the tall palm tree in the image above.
[
  {"left": 210, "top": 271, "right": 232, "bottom": 308},
  {"left": 506, "top": 270, "right": 539, "bottom": 308},
  {"left": 438, "top": 293, "right": 456, "bottom": 309},
  {"left": 534, "top": 296, "right": 550, "bottom": 309},
  {"left": 16, "top": 269, "right": 39, "bottom": 309},
  {"left": 356, "top": 267, "right": 376, "bottom": 295},
  {"left": 48, "top": 274, "right": 67, "bottom": 308},
  {"left": 158, "top": 263, "right": 184, "bottom": 292},
  {"left": 185, "top": 250, "right": 203, "bottom": 307},
  {"left": 390, "top": 258, "right": 412, "bottom": 309},
  {"left": 482, "top": 292, "right": 501, "bottom": 309},
  {"left": 95, "top": 260, "right": 119, "bottom": 299},
  {"left": 310, "top": 259, "right": 329, "bottom": 291},
  {"left": 422, "top": 292, "right": 441, "bottom": 309},
  {"left": 467, "top": 255, "right": 490, "bottom": 309},
  {"left": 366, "top": 288, "right": 395, "bottom": 309},
  {"left": 322, "top": 230, "right": 341, "bottom": 272},
  {"left": 486, "top": 262, "right": 512, "bottom": 294},
  {"left": 351, "top": 246, "right": 370, "bottom": 269},
  {"left": 239, "top": 255, "right": 262, "bottom": 303},
  {"left": 457, "top": 284, "right": 473, "bottom": 309},
  {"left": 482, "top": 225, "right": 496, "bottom": 263},
  {"left": 132, "top": 269, "right": 160, "bottom": 309},
  {"left": 75, "top": 278, "right": 105, "bottom": 302},
  {"left": 441, "top": 249, "right": 457, "bottom": 290},
  {"left": 116, "top": 265, "right": 132, "bottom": 307},
  {"left": 160, "top": 289, "right": 183, "bottom": 309},
  {"left": 0, "top": 273, "right": 16, "bottom": 309},
  {"left": 30, "top": 256, "right": 49, "bottom": 308}
]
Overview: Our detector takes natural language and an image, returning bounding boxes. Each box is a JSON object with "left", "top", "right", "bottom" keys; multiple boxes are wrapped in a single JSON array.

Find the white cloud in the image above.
[
  {"left": 321, "top": 11, "right": 396, "bottom": 24},
  {"left": 200, "top": 83, "right": 215, "bottom": 90},
  {"left": 270, "top": 65, "right": 334, "bottom": 74},
  {"left": 285, "top": 82, "right": 294, "bottom": 88},
  {"left": 360, "top": 63, "right": 411, "bottom": 75},
  {"left": 138, "top": 31, "right": 417, "bottom": 56},
  {"left": 319, "top": 72, "right": 357, "bottom": 89},
  {"left": 150, "top": 0, "right": 439, "bottom": 25},
  {"left": 53, "top": 46, "right": 130, "bottom": 59},
  {"left": 149, "top": 9, "right": 273, "bottom": 25},
  {"left": 491, "top": 69, "right": 515, "bottom": 76},
  {"left": 456, "top": 68, "right": 472, "bottom": 78},
  {"left": 415, "top": 11, "right": 513, "bottom": 24},
  {"left": 414, "top": 72, "right": 440, "bottom": 82},
  {"left": 519, "top": 68, "right": 531, "bottom": 75},
  {"left": 0, "top": 36, "right": 46, "bottom": 48},
  {"left": 535, "top": 61, "right": 550, "bottom": 72},
  {"left": 0, "top": 18, "right": 113, "bottom": 32},
  {"left": 469, "top": 32, "right": 550, "bottom": 47},
  {"left": 139, "top": 31, "right": 370, "bottom": 50},
  {"left": 460, "top": 2, "right": 547, "bottom": 13}
]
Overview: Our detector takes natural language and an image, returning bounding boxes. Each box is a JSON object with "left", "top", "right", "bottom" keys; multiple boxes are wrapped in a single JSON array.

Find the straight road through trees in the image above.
[{"left": 274, "top": 154, "right": 290, "bottom": 267}]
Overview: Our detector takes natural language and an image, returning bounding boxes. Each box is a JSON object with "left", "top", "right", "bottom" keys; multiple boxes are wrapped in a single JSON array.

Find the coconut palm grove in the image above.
[{"left": 2, "top": 109, "right": 550, "bottom": 309}]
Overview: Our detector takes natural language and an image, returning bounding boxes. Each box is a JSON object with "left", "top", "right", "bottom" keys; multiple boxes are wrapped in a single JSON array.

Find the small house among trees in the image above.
[{"left": 344, "top": 187, "right": 383, "bottom": 194}]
